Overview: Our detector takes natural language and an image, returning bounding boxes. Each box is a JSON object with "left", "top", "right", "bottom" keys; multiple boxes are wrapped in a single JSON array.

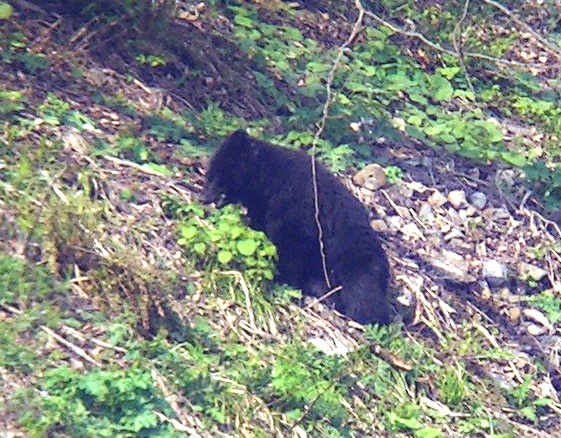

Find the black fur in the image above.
[{"left": 201, "top": 130, "right": 391, "bottom": 324}]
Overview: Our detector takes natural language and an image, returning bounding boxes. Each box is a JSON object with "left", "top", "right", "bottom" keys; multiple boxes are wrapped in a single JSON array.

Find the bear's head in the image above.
[{"left": 200, "top": 130, "right": 255, "bottom": 206}]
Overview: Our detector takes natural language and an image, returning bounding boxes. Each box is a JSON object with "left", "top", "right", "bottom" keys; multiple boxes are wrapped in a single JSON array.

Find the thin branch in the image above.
[
  {"left": 452, "top": 0, "right": 476, "bottom": 97},
  {"left": 311, "top": 0, "right": 366, "bottom": 289},
  {"left": 479, "top": 0, "right": 561, "bottom": 58},
  {"left": 40, "top": 325, "right": 102, "bottom": 367},
  {"left": 363, "top": 10, "right": 557, "bottom": 70}
]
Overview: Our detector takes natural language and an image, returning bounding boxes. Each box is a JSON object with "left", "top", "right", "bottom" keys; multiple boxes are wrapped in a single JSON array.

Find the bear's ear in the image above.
[{"left": 224, "top": 130, "right": 251, "bottom": 151}]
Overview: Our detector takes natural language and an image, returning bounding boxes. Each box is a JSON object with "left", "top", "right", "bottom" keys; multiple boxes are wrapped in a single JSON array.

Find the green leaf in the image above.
[
  {"left": 306, "top": 62, "right": 330, "bottom": 73},
  {"left": 0, "top": 2, "right": 13, "bottom": 19},
  {"left": 218, "top": 250, "right": 233, "bottom": 264},
  {"left": 43, "top": 115, "right": 60, "bottom": 125},
  {"left": 234, "top": 14, "right": 253, "bottom": 27},
  {"left": 424, "top": 123, "right": 447, "bottom": 136},
  {"left": 387, "top": 73, "right": 412, "bottom": 90},
  {"left": 501, "top": 151, "right": 526, "bottom": 166},
  {"left": 387, "top": 412, "right": 422, "bottom": 430},
  {"left": 180, "top": 226, "right": 198, "bottom": 240},
  {"left": 407, "top": 114, "right": 425, "bottom": 126},
  {"left": 284, "top": 27, "right": 302, "bottom": 41},
  {"left": 141, "top": 163, "right": 173, "bottom": 176},
  {"left": 237, "top": 239, "right": 258, "bottom": 256},
  {"left": 408, "top": 93, "right": 428, "bottom": 106},
  {"left": 193, "top": 242, "right": 206, "bottom": 254},
  {"left": 480, "top": 121, "right": 503, "bottom": 143},
  {"left": 519, "top": 406, "right": 537, "bottom": 422},
  {"left": 428, "top": 74, "right": 453, "bottom": 101},
  {"left": 415, "top": 427, "right": 442, "bottom": 438},
  {"left": 437, "top": 66, "right": 461, "bottom": 79}
]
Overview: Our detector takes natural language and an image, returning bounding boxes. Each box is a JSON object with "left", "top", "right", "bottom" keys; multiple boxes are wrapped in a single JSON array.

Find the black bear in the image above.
[{"left": 200, "top": 130, "right": 391, "bottom": 324}]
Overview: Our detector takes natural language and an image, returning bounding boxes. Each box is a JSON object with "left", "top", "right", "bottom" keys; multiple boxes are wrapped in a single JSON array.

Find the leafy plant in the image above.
[
  {"left": 172, "top": 202, "right": 277, "bottom": 284},
  {"left": 384, "top": 165, "right": 404, "bottom": 184},
  {"left": 136, "top": 53, "right": 167, "bottom": 67},
  {"left": 527, "top": 291, "right": 561, "bottom": 324},
  {"left": 38, "top": 93, "right": 95, "bottom": 130},
  {"left": 144, "top": 110, "right": 190, "bottom": 142},
  {"left": 524, "top": 161, "right": 561, "bottom": 211},
  {"left": 438, "top": 363, "right": 467, "bottom": 407},
  {"left": 20, "top": 366, "right": 180, "bottom": 438},
  {"left": 0, "top": 252, "right": 56, "bottom": 306},
  {"left": 0, "top": 89, "right": 25, "bottom": 118}
]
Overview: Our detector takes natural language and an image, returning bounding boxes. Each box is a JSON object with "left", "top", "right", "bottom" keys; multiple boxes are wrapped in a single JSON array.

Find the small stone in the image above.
[
  {"left": 470, "top": 191, "right": 487, "bottom": 209},
  {"left": 407, "top": 181, "right": 429, "bottom": 193},
  {"left": 464, "top": 206, "right": 477, "bottom": 217},
  {"left": 370, "top": 219, "right": 388, "bottom": 233},
  {"left": 428, "top": 190, "right": 447, "bottom": 207},
  {"left": 429, "top": 249, "right": 476, "bottom": 283},
  {"left": 373, "top": 204, "right": 386, "bottom": 218},
  {"left": 498, "top": 287, "right": 513, "bottom": 300},
  {"left": 491, "top": 207, "right": 510, "bottom": 220},
  {"left": 475, "top": 242, "right": 487, "bottom": 257},
  {"left": 449, "top": 238, "right": 471, "bottom": 250},
  {"left": 523, "top": 308, "right": 552, "bottom": 331},
  {"left": 401, "top": 222, "right": 424, "bottom": 241},
  {"left": 482, "top": 259, "right": 509, "bottom": 286},
  {"left": 386, "top": 215, "right": 405, "bottom": 231},
  {"left": 518, "top": 262, "right": 548, "bottom": 282},
  {"left": 527, "top": 324, "right": 546, "bottom": 336},
  {"left": 448, "top": 190, "right": 467, "bottom": 209},
  {"left": 444, "top": 228, "right": 463, "bottom": 241},
  {"left": 418, "top": 202, "right": 435, "bottom": 222},
  {"left": 479, "top": 281, "right": 491, "bottom": 299},
  {"left": 508, "top": 307, "right": 521, "bottom": 322},
  {"left": 353, "top": 164, "right": 386, "bottom": 191},
  {"left": 447, "top": 208, "right": 462, "bottom": 225}
]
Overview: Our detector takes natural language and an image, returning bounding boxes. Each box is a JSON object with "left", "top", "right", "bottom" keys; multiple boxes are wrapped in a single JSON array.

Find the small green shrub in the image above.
[
  {"left": 0, "top": 252, "right": 55, "bottom": 305},
  {"left": 38, "top": 93, "right": 95, "bottom": 130},
  {"left": 0, "top": 90, "right": 25, "bottom": 118},
  {"left": 527, "top": 291, "right": 561, "bottom": 324},
  {"left": 172, "top": 202, "right": 277, "bottom": 284},
  {"left": 20, "top": 366, "right": 181, "bottom": 438},
  {"left": 384, "top": 165, "right": 404, "bottom": 184}
]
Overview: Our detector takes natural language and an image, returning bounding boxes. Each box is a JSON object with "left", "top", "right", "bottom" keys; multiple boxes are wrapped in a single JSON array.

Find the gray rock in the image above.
[
  {"left": 418, "top": 202, "right": 435, "bottom": 222},
  {"left": 429, "top": 249, "right": 476, "bottom": 283},
  {"left": 469, "top": 191, "right": 487, "bottom": 209},
  {"left": 444, "top": 228, "right": 463, "bottom": 241},
  {"left": 482, "top": 259, "right": 509, "bottom": 286},
  {"left": 518, "top": 262, "right": 548, "bottom": 282}
]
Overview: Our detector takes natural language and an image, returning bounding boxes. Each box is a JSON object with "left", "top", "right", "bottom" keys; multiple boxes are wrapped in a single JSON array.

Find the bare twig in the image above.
[
  {"left": 363, "top": 10, "right": 556, "bottom": 70},
  {"left": 479, "top": 0, "right": 561, "bottom": 58},
  {"left": 40, "top": 325, "right": 102, "bottom": 367},
  {"left": 311, "top": 0, "right": 366, "bottom": 289},
  {"left": 452, "top": 0, "right": 476, "bottom": 96},
  {"left": 103, "top": 155, "right": 170, "bottom": 177}
]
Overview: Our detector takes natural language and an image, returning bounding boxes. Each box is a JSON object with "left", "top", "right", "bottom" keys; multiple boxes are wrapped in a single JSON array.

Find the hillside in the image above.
[{"left": 1, "top": 1, "right": 561, "bottom": 437}]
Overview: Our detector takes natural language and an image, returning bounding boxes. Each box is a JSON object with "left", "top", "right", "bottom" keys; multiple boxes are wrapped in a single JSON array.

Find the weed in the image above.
[
  {"left": 20, "top": 366, "right": 181, "bottom": 438},
  {"left": 171, "top": 201, "right": 277, "bottom": 285},
  {"left": 38, "top": 93, "right": 95, "bottom": 131},
  {"left": 384, "top": 165, "right": 404, "bottom": 184},
  {"left": 527, "top": 291, "right": 561, "bottom": 324}
]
